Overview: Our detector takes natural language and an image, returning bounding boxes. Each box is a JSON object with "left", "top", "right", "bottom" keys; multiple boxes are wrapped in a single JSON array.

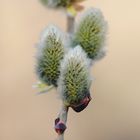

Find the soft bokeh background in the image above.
[{"left": 0, "top": 0, "right": 140, "bottom": 140}]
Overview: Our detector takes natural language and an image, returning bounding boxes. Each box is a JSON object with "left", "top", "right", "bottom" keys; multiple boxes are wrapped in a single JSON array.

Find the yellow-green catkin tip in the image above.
[
  {"left": 73, "top": 8, "right": 108, "bottom": 60},
  {"left": 36, "top": 26, "right": 65, "bottom": 87},
  {"left": 58, "top": 46, "right": 92, "bottom": 105}
]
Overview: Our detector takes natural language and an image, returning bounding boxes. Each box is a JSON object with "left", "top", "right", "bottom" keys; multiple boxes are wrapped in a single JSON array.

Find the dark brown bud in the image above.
[
  {"left": 54, "top": 118, "right": 67, "bottom": 135},
  {"left": 71, "top": 95, "right": 92, "bottom": 112}
]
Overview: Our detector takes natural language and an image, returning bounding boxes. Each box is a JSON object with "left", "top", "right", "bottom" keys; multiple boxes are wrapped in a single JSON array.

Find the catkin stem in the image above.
[{"left": 67, "top": 15, "right": 75, "bottom": 34}]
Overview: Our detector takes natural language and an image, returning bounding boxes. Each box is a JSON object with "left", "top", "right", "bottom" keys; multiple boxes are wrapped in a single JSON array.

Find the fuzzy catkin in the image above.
[
  {"left": 40, "top": 0, "right": 85, "bottom": 8},
  {"left": 73, "top": 8, "right": 107, "bottom": 60},
  {"left": 40, "top": 0, "right": 71, "bottom": 8},
  {"left": 58, "top": 46, "right": 91, "bottom": 106},
  {"left": 36, "top": 26, "right": 65, "bottom": 87}
]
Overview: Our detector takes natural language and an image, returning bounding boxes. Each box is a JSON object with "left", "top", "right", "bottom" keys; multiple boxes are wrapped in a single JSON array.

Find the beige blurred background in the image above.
[{"left": 0, "top": 0, "right": 140, "bottom": 140}]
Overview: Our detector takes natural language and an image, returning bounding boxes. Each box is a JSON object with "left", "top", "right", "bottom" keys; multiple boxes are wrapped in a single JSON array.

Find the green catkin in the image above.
[
  {"left": 36, "top": 26, "right": 65, "bottom": 87},
  {"left": 58, "top": 46, "right": 91, "bottom": 105},
  {"left": 40, "top": 0, "right": 71, "bottom": 8},
  {"left": 40, "top": 0, "right": 85, "bottom": 8},
  {"left": 73, "top": 8, "right": 107, "bottom": 60}
]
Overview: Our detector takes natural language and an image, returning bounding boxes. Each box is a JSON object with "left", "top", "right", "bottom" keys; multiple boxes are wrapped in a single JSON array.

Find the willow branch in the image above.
[{"left": 56, "top": 11, "right": 76, "bottom": 140}]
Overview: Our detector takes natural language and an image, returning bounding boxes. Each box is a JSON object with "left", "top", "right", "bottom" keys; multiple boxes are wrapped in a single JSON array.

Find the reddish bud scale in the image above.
[
  {"left": 70, "top": 95, "right": 92, "bottom": 112},
  {"left": 54, "top": 118, "right": 67, "bottom": 135}
]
